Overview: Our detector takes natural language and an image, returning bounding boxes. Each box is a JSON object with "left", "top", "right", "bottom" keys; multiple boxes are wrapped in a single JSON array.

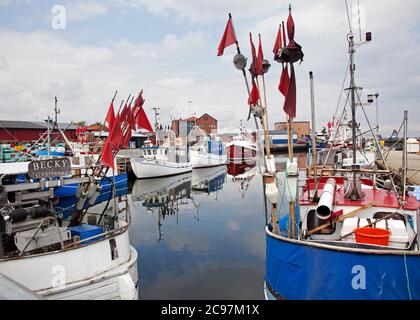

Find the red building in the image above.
[
  {"left": 0, "top": 120, "right": 77, "bottom": 143},
  {"left": 171, "top": 113, "right": 217, "bottom": 136}
]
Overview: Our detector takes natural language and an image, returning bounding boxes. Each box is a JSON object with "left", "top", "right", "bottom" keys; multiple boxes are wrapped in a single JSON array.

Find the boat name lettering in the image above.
[{"left": 28, "top": 157, "right": 71, "bottom": 179}]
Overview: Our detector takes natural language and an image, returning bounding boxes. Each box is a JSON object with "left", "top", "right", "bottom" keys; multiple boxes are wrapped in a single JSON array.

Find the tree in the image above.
[{"left": 74, "top": 121, "right": 87, "bottom": 127}]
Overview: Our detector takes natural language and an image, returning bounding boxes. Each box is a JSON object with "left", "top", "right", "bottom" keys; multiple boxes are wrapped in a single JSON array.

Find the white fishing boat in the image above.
[
  {"left": 188, "top": 126, "right": 227, "bottom": 168},
  {"left": 130, "top": 133, "right": 192, "bottom": 179},
  {"left": 0, "top": 95, "right": 139, "bottom": 300},
  {"left": 0, "top": 158, "right": 138, "bottom": 300},
  {"left": 226, "top": 129, "right": 258, "bottom": 165}
]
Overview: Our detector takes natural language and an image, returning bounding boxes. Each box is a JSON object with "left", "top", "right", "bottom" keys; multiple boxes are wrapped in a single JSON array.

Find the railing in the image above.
[{"left": 19, "top": 217, "right": 64, "bottom": 257}]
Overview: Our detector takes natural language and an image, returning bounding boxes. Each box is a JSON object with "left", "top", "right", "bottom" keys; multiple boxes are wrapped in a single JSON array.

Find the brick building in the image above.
[
  {"left": 0, "top": 120, "right": 77, "bottom": 143},
  {"left": 171, "top": 113, "right": 217, "bottom": 136},
  {"left": 274, "top": 121, "right": 310, "bottom": 139}
]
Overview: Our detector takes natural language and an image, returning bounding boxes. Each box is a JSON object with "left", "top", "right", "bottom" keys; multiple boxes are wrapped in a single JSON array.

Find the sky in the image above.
[{"left": 0, "top": 0, "right": 419, "bottom": 136}]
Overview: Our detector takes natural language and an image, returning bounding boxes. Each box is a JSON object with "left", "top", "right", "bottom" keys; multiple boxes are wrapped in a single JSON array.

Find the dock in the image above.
[{"left": 380, "top": 151, "right": 420, "bottom": 185}]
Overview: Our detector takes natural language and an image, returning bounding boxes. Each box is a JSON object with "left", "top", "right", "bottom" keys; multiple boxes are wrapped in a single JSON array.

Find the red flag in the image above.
[
  {"left": 217, "top": 18, "right": 236, "bottom": 56},
  {"left": 136, "top": 107, "right": 154, "bottom": 132},
  {"left": 100, "top": 140, "right": 115, "bottom": 169},
  {"left": 286, "top": 7, "right": 296, "bottom": 48},
  {"left": 278, "top": 65, "right": 289, "bottom": 96},
  {"left": 255, "top": 34, "right": 264, "bottom": 76},
  {"left": 249, "top": 33, "right": 258, "bottom": 76},
  {"left": 120, "top": 103, "right": 129, "bottom": 122},
  {"left": 129, "top": 105, "right": 136, "bottom": 130},
  {"left": 108, "top": 113, "right": 123, "bottom": 150},
  {"left": 283, "top": 64, "right": 296, "bottom": 118},
  {"left": 105, "top": 101, "right": 115, "bottom": 131},
  {"left": 273, "top": 24, "right": 283, "bottom": 59},
  {"left": 248, "top": 79, "right": 260, "bottom": 107},
  {"left": 123, "top": 129, "right": 132, "bottom": 148},
  {"left": 135, "top": 93, "right": 145, "bottom": 109}
]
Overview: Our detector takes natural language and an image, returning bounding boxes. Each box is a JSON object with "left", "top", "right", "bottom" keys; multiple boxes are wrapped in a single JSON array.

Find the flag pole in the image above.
[
  {"left": 92, "top": 90, "right": 118, "bottom": 153},
  {"left": 228, "top": 13, "right": 265, "bottom": 166}
]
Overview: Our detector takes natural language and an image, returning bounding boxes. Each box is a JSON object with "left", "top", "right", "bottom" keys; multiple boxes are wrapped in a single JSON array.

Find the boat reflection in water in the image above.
[
  {"left": 131, "top": 166, "right": 227, "bottom": 239},
  {"left": 227, "top": 162, "right": 259, "bottom": 198}
]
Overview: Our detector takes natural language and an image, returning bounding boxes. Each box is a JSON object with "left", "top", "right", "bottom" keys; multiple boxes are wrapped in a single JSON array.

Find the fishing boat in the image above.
[
  {"left": 226, "top": 123, "right": 258, "bottom": 165},
  {"left": 130, "top": 132, "right": 192, "bottom": 179},
  {"left": 264, "top": 6, "right": 420, "bottom": 300},
  {"left": 0, "top": 94, "right": 141, "bottom": 300},
  {"left": 188, "top": 126, "right": 227, "bottom": 168}
]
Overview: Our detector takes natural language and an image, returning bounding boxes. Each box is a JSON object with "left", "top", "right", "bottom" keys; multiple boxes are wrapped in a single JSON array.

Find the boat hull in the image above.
[
  {"left": 53, "top": 173, "right": 129, "bottom": 219},
  {"left": 226, "top": 144, "right": 257, "bottom": 164},
  {"left": 265, "top": 226, "right": 420, "bottom": 300},
  {"left": 130, "top": 158, "right": 192, "bottom": 179},
  {"left": 190, "top": 150, "right": 227, "bottom": 168},
  {"left": 0, "top": 222, "right": 138, "bottom": 300}
]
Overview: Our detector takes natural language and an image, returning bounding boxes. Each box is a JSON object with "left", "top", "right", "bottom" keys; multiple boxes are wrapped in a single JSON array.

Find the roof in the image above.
[
  {"left": 198, "top": 113, "right": 217, "bottom": 122},
  {"left": 274, "top": 121, "right": 310, "bottom": 125},
  {"left": 0, "top": 120, "right": 77, "bottom": 130}
]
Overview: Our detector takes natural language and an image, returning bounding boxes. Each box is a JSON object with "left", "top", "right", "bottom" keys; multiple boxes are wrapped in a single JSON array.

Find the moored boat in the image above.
[{"left": 130, "top": 138, "right": 192, "bottom": 179}]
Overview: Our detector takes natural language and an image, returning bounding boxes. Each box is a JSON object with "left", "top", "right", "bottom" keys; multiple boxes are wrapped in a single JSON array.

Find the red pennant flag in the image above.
[
  {"left": 278, "top": 65, "right": 289, "bottom": 96},
  {"left": 105, "top": 101, "right": 115, "bottom": 131},
  {"left": 286, "top": 8, "right": 297, "bottom": 48},
  {"left": 255, "top": 34, "right": 264, "bottom": 76},
  {"left": 129, "top": 105, "right": 136, "bottom": 131},
  {"left": 249, "top": 33, "right": 258, "bottom": 76},
  {"left": 283, "top": 64, "right": 296, "bottom": 118},
  {"left": 136, "top": 107, "right": 154, "bottom": 132},
  {"left": 100, "top": 140, "right": 115, "bottom": 169},
  {"left": 120, "top": 103, "right": 129, "bottom": 122},
  {"left": 248, "top": 79, "right": 260, "bottom": 107},
  {"left": 123, "top": 129, "right": 132, "bottom": 148},
  {"left": 273, "top": 24, "right": 283, "bottom": 59},
  {"left": 108, "top": 113, "right": 124, "bottom": 150},
  {"left": 217, "top": 18, "right": 237, "bottom": 56}
]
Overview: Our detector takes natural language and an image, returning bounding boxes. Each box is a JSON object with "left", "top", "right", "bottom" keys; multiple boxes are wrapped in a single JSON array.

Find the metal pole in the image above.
[
  {"left": 309, "top": 71, "right": 318, "bottom": 198},
  {"left": 228, "top": 13, "right": 266, "bottom": 165},
  {"left": 348, "top": 32, "right": 360, "bottom": 200},
  {"left": 403, "top": 110, "right": 408, "bottom": 203},
  {"left": 47, "top": 116, "right": 51, "bottom": 157},
  {"left": 374, "top": 92, "right": 379, "bottom": 188}
]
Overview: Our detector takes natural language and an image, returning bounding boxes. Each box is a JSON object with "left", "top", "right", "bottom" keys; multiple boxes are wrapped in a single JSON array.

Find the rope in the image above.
[{"left": 403, "top": 253, "right": 412, "bottom": 300}]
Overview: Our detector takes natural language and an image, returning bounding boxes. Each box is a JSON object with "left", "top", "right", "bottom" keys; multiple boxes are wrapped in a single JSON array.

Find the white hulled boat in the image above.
[
  {"left": 130, "top": 132, "right": 192, "bottom": 179},
  {"left": 188, "top": 126, "right": 227, "bottom": 168}
]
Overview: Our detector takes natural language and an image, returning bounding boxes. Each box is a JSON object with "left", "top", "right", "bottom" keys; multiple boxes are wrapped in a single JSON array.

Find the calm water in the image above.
[{"left": 128, "top": 153, "right": 307, "bottom": 300}]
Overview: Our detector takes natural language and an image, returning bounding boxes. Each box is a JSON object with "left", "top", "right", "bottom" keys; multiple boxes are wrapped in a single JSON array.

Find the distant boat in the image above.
[
  {"left": 226, "top": 127, "right": 258, "bottom": 165},
  {"left": 130, "top": 135, "right": 192, "bottom": 179},
  {"left": 188, "top": 126, "right": 227, "bottom": 168}
]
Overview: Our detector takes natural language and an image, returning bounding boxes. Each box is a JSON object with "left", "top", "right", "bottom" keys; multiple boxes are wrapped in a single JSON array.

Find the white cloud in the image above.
[
  {"left": 0, "top": 0, "right": 419, "bottom": 137},
  {"left": 66, "top": 1, "right": 108, "bottom": 22},
  {"left": 154, "top": 75, "right": 196, "bottom": 89}
]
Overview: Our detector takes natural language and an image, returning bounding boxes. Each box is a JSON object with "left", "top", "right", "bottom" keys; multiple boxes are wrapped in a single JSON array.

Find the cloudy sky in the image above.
[{"left": 0, "top": 0, "right": 419, "bottom": 136}]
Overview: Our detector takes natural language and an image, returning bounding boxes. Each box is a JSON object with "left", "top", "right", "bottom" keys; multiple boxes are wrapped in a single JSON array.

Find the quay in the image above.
[{"left": 381, "top": 151, "right": 420, "bottom": 185}]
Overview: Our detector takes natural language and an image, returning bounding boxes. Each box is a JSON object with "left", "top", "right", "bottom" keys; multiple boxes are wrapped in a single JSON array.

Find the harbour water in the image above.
[{"left": 128, "top": 153, "right": 306, "bottom": 300}]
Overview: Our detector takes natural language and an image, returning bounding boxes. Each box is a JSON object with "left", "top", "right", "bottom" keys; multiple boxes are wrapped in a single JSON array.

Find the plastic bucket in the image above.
[{"left": 355, "top": 227, "right": 391, "bottom": 246}]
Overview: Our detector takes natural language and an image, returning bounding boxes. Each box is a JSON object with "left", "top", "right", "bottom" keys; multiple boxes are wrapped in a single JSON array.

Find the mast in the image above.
[
  {"left": 345, "top": 31, "right": 363, "bottom": 201},
  {"left": 309, "top": 71, "right": 318, "bottom": 199},
  {"left": 403, "top": 110, "right": 408, "bottom": 203}
]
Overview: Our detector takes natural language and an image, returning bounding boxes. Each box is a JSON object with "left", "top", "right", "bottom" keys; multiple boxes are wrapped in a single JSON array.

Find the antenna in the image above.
[
  {"left": 188, "top": 100, "right": 192, "bottom": 117},
  {"left": 357, "top": 0, "right": 362, "bottom": 42}
]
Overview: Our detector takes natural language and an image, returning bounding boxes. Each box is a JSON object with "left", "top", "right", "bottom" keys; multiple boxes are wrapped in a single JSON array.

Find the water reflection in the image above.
[
  {"left": 227, "top": 162, "right": 259, "bottom": 198},
  {"left": 129, "top": 162, "right": 266, "bottom": 299},
  {"left": 131, "top": 166, "right": 228, "bottom": 240}
]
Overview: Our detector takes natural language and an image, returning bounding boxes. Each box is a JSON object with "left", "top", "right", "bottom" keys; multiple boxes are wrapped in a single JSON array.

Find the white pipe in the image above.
[{"left": 316, "top": 178, "right": 336, "bottom": 220}]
